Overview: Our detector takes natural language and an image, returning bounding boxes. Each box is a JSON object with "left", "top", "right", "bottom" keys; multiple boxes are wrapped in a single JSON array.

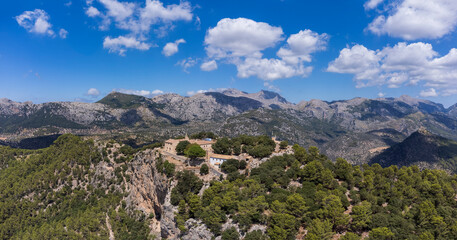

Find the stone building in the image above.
[{"left": 163, "top": 134, "right": 215, "bottom": 155}]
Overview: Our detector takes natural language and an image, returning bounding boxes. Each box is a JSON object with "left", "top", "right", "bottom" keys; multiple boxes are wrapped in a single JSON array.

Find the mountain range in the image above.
[{"left": 1, "top": 89, "right": 457, "bottom": 166}]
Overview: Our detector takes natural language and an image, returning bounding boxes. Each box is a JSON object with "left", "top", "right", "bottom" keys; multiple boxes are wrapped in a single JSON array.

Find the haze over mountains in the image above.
[{"left": 1, "top": 89, "right": 457, "bottom": 167}]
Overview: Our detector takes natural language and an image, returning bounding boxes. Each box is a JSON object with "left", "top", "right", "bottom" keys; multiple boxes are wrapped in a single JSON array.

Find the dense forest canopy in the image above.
[{"left": 173, "top": 144, "right": 457, "bottom": 240}]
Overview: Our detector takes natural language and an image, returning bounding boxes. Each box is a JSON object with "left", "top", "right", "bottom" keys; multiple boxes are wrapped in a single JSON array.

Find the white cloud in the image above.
[
  {"left": 162, "top": 39, "right": 185, "bottom": 56},
  {"left": 141, "top": 0, "right": 193, "bottom": 24},
  {"left": 237, "top": 58, "right": 312, "bottom": 81},
  {"left": 204, "top": 18, "right": 284, "bottom": 59},
  {"left": 203, "top": 18, "right": 328, "bottom": 81},
  {"left": 85, "top": 0, "right": 193, "bottom": 55},
  {"left": 59, "top": 29, "right": 68, "bottom": 39},
  {"left": 366, "top": 0, "right": 457, "bottom": 40},
  {"left": 420, "top": 88, "right": 438, "bottom": 97},
  {"left": 186, "top": 90, "right": 207, "bottom": 96},
  {"left": 186, "top": 88, "right": 227, "bottom": 96},
  {"left": 176, "top": 57, "right": 198, "bottom": 73},
  {"left": 87, "top": 88, "right": 100, "bottom": 97},
  {"left": 377, "top": 92, "right": 385, "bottom": 97},
  {"left": 99, "top": 0, "right": 135, "bottom": 21},
  {"left": 328, "top": 42, "right": 457, "bottom": 96},
  {"left": 65, "top": 1, "right": 72, "bottom": 7},
  {"left": 277, "top": 29, "right": 328, "bottom": 64},
  {"left": 364, "top": 0, "right": 384, "bottom": 10},
  {"left": 115, "top": 88, "right": 164, "bottom": 97},
  {"left": 103, "top": 36, "right": 152, "bottom": 56},
  {"left": 264, "top": 82, "right": 280, "bottom": 92},
  {"left": 200, "top": 60, "right": 218, "bottom": 71},
  {"left": 327, "top": 44, "right": 382, "bottom": 87},
  {"left": 16, "top": 9, "right": 55, "bottom": 36},
  {"left": 86, "top": 6, "right": 101, "bottom": 17}
]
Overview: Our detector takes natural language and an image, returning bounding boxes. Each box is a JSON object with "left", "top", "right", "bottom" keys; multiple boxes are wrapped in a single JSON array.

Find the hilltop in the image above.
[{"left": 370, "top": 128, "right": 457, "bottom": 173}]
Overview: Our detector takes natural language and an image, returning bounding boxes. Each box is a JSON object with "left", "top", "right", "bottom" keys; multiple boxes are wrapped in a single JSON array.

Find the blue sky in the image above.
[{"left": 1, "top": 0, "right": 457, "bottom": 107}]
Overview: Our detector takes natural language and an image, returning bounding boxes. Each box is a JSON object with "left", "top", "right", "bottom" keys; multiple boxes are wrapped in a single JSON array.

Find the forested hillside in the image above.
[
  {"left": 1, "top": 135, "right": 457, "bottom": 239},
  {"left": 0, "top": 135, "right": 150, "bottom": 239}
]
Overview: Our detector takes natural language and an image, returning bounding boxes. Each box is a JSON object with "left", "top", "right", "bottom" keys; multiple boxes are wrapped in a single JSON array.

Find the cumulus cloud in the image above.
[
  {"left": 59, "top": 29, "right": 68, "bottom": 39},
  {"left": 186, "top": 88, "right": 227, "bottom": 96},
  {"left": 15, "top": 9, "right": 55, "bottom": 36},
  {"left": 364, "top": 0, "right": 384, "bottom": 10},
  {"left": 237, "top": 58, "right": 312, "bottom": 80},
  {"left": 366, "top": 0, "right": 457, "bottom": 40},
  {"left": 86, "top": 88, "right": 100, "bottom": 97},
  {"left": 200, "top": 60, "right": 218, "bottom": 71},
  {"left": 141, "top": 0, "right": 193, "bottom": 24},
  {"left": 99, "top": 0, "right": 135, "bottom": 21},
  {"left": 277, "top": 29, "right": 328, "bottom": 64},
  {"left": 162, "top": 39, "right": 185, "bottom": 56},
  {"left": 420, "top": 88, "right": 438, "bottom": 97},
  {"left": 186, "top": 89, "right": 207, "bottom": 96},
  {"left": 86, "top": 6, "right": 101, "bottom": 17},
  {"left": 176, "top": 57, "right": 198, "bottom": 73},
  {"left": 203, "top": 18, "right": 328, "bottom": 81},
  {"left": 204, "top": 18, "right": 284, "bottom": 59},
  {"left": 377, "top": 92, "right": 385, "bottom": 97},
  {"left": 328, "top": 42, "right": 457, "bottom": 96},
  {"left": 114, "top": 88, "right": 164, "bottom": 97},
  {"left": 103, "top": 36, "right": 152, "bottom": 56},
  {"left": 327, "top": 44, "right": 382, "bottom": 86},
  {"left": 85, "top": 0, "right": 193, "bottom": 55}
]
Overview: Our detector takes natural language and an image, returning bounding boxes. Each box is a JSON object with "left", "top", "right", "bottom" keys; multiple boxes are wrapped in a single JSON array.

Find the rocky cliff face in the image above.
[{"left": 125, "top": 149, "right": 179, "bottom": 238}]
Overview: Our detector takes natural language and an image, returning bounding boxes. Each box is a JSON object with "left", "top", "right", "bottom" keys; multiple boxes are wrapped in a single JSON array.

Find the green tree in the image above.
[
  {"left": 418, "top": 231, "right": 434, "bottom": 240},
  {"left": 244, "top": 230, "right": 268, "bottom": 240},
  {"left": 285, "top": 193, "right": 308, "bottom": 218},
  {"left": 320, "top": 195, "right": 349, "bottom": 230},
  {"left": 235, "top": 196, "right": 268, "bottom": 230},
  {"left": 176, "top": 140, "right": 190, "bottom": 155},
  {"left": 185, "top": 144, "right": 206, "bottom": 160},
  {"left": 306, "top": 218, "right": 333, "bottom": 240},
  {"left": 292, "top": 144, "right": 308, "bottom": 163},
  {"left": 335, "top": 158, "right": 354, "bottom": 185},
  {"left": 200, "top": 164, "right": 209, "bottom": 175},
  {"left": 369, "top": 227, "right": 394, "bottom": 240},
  {"left": 351, "top": 201, "right": 372, "bottom": 232},
  {"left": 170, "top": 170, "right": 203, "bottom": 205},
  {"left": 188, "top": 193, "right": 202, "bottom": 218},
  {"left": 268, "top": 213, "right": 298, "bottom": 240},
  {"left": 213, "top": 137, "right": 232, "bottom": 155},
  {"left": 248, "top": 145, "right": 274, "bottom": 158},
  {"left": 280, "top": 141, "right": 288, "bottom": 149},
  {"left": 221, "top": 227, "right": 239, "bottom": 240},
  {"left": 221, "top": 159, "right": 240, "bottom": 173}
]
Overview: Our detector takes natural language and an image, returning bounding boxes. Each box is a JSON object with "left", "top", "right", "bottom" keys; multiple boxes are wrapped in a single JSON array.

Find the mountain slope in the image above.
[
  {"left": 370, "top": 129, "right": 457, "bottom": 172},
  {"left": 1, "top": 90, "right": 456, "bottom": 165}
]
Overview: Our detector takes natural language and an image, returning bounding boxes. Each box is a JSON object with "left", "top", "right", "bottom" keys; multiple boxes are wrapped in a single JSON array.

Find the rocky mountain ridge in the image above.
[{"left": 1, "top": 89, "right": 456, "bottom": 165}]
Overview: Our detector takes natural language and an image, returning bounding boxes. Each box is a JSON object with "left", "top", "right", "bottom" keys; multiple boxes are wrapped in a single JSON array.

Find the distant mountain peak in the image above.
[
  {"left": 258, "top": 90, "right": 288, "bottom": 102},
  {"left": 97, "top": 92, "right": 147, "bottom": 109},
  {"left": 0, "top": 98, "right": 12, "bottom": 104},
  {"left": 220, "top": 88, "right": 248, "bottom": 95}
]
